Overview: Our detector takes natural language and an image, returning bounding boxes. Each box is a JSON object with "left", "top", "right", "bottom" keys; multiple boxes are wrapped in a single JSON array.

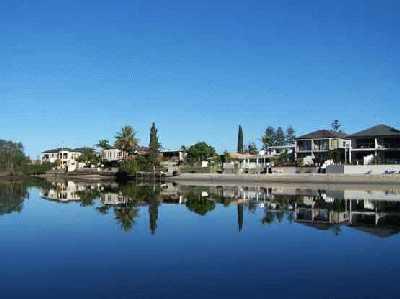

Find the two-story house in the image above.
[
  {"left": 295, "top": 130, "right": 351, "bottom": 164},
  {"left": 349, "top": 124, "right": 400, "bottom": 165}
]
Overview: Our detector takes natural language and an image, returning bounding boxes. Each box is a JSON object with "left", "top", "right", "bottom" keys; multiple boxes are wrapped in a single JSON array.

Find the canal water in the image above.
[{"left": 1, "top": 179, "right": 400, "bottom": 298}]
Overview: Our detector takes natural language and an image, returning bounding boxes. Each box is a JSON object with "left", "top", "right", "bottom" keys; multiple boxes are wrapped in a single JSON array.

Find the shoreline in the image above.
[{"left": 166, "top": 173, "right": 400, "bottom": 185}]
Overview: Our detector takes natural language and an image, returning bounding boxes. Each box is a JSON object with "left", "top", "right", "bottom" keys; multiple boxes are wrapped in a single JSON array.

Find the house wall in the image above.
[{"left": 327, "top": 164, "right": 400, "bottom": 175}]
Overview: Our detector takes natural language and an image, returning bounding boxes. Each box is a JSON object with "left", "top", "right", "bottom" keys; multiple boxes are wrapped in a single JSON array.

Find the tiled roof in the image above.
[
  {"left": 349, "top": 124, "right": 400, "bottom": 138},
  {"left": 297, "top": 130, "right": 348, "bottom": 140}
]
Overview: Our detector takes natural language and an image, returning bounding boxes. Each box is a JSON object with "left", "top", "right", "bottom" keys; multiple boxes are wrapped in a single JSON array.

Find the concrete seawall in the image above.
[{"left": 167, "top": 173, "right": 400, "bottom": 185}]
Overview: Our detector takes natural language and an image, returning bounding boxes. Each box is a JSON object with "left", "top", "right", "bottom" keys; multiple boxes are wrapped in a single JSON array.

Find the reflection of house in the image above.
[
  {"left": 295, "top": 130, "right": 351, "bottom": 164},
  {"left": 40, "top": 181, "right": 86, "bottom": 202},
  {"left": 101, "top": 193, "right": 130, "bottom": 205},
  {"left": 349, "top": 124, "right": 400, "bottom": 165},
  {"left": 41, "top": 148, "right": 94, "bottom": 171}
]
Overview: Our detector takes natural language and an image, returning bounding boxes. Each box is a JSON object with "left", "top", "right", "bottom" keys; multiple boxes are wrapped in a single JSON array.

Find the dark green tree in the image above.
[
  {"left": 149, "top": 122, "right": 161, "bottom": 154},
  {"left": 247, "top": 143, "right": 258, "bottom": 154},
  {"left": 0, "top": 140, "right": 29, "bottom": 175},
  {"left": 262, "top": 127, "right": 276, "bottom": 149},
  {"left": 286, "top": 126, "right": 296, "bottom": 145},
  {"left": 276, "top": 127, "right": 285, "bottom": 146},
  {"left": 237, "top": 125, "right": 244, "bottom": 153},
  {"left": 331, "top": 120, "right": 342, "bottom": 132},
  {"left": 186, "top": 142, "right": 216, "bottom": 162}
]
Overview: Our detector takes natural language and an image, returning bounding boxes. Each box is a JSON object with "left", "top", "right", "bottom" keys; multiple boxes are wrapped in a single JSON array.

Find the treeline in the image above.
[
  {"left": 0, "top": 139, "right": 52, "bottom": 176},
  {"left": 261, "top": 126, "right": 296, "bottom": 148}
]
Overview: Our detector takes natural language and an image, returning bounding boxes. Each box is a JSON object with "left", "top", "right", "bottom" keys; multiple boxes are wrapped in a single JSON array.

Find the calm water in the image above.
[{"left": 1, "top": 179, "right": 400, "bottom": 298}]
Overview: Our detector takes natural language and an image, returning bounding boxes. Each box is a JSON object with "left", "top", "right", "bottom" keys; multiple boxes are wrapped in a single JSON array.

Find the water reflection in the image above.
[
  {"left": 0, "top": 181, "right": 28, "bottom": 215},
  {"left": 2, "top": 179, "right": 400, "bottom": 237}
]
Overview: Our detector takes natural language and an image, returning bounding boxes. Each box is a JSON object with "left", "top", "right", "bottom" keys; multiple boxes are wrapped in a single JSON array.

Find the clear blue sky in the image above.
[{"left": 1, "top": 0, "right": 399, "bottom": 158}]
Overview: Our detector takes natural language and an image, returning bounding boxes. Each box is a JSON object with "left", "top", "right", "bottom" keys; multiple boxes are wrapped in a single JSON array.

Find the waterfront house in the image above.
[
  {"left": 263, "top": 144, "right": 295, "bottom": 158},
  {"left": 295, "top": 130, "right": 351, "bottom": 164},
  {"left": 41, "top": 148, "right": 87, "bottom": 171},
  {"left": 41, "top": 147, "right": 97, "bottom": 171},
  {"left": 348, "top": 124, "right": 400, "bottom": 165}
]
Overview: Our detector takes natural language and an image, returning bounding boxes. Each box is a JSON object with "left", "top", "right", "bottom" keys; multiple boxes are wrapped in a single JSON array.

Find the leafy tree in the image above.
[
  {"left": 286, "top": 126, "right": 296, "bottom": 145},
  {"left": 237, "top": 125, "right": 244, "bottom": 153},
  {"left": 276, "top": 127, "right": 285, "bottom": 146},
  {"left": 77, "top": 148, "right": 99, "bottom": 165},
  {"left": 114, "top": 126, "right": 138, "bottom": 156},
  {"left": 331, "top": 120, "right": 342, "bottom": 132},
  {"left": 0, "top": 140, "right": 29, "bottom": 174},
  {"left": 247, "top": 143, "right": 258, "bottom": 154},
  {"left": 186, "top": 142, "right": 216, "bottom": 162},
  {"left": 97, "top": 139, "right": 112, "bottom": 150},
  {"left": 262, "top": 127, "right": 276, "bottom": 149}
]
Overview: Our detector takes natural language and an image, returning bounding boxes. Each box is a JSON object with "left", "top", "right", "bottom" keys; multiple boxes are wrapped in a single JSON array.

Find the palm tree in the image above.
[
  {"left": 114, "top": 126, "right": 138, "bottom": 157},
  {"left": 114, "top": 205, "right": 139, "bottom": 232},
  {"left": 96, "top": 139, "right": 111, "bottom": 150}
]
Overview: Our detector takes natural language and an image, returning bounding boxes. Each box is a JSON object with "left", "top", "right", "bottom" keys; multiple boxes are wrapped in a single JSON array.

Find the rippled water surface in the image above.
[{"left": 1, "top": 179, "right": 400, "bottom": 299}]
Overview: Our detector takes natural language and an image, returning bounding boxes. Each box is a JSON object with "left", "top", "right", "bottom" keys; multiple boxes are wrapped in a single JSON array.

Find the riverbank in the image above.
[{"left": 167, "top": 173, "right": 400, "bottom": 185}]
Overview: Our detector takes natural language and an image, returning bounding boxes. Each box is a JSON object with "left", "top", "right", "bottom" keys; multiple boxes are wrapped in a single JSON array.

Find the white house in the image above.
[
  {"left": 101, "top": 148, "right": 125, "bottom": 162},
  {"left": 41, "top": 147, "right": 94, "bottom": 171}
]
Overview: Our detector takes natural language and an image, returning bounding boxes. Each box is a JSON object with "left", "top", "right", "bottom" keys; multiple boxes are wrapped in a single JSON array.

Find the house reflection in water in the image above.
[
  {"left": 37, "top": 180, "right": 400, "bottom": 237},
  {"left": 294, "top": 191, "right": 400, "bottom": 237}
]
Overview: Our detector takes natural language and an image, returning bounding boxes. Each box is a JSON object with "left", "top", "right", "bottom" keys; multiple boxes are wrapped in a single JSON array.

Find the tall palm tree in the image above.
[
  {"left": 96, "top": 139, "right": 111, "bottom": 150},
  {"left": 114, "top": 126, "right": 138, "bottom": 157}
]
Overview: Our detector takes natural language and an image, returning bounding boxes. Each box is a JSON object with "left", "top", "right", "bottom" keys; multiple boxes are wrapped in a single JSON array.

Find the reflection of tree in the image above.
[
  {"left": 0, "top": 181, "right": 28, "bottom": 215},
  {"left": 329, "top": 224, "right": 341, "bottom": 236},
  {"left": 96, "top": 205, "right": 111, "bottom": 215},
  {"left": 237, "top": 204, "right": 243, "bottom": 232},
  {"left": 262, "top": 209, "right": 276, "bottom": 225},
  {"left": 185, "top": 191, "right": 215, "bottom": 216},
  {"left": 114, "top": 205, "right": 139, "bottom": 232},
  {"left": 149, "top": 203, "right": 159, "bottom": 235},
  {"left": 76, "top": 190, "right": 101, "bottom": 207}
]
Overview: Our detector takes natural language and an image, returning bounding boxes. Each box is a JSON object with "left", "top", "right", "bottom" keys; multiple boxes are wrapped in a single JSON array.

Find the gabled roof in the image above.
[
  {"left": 297, "top": 130, "right": 348, "bottom": 140},
  {"left": 349, "top": 124, "right": 400, "bottom": 138}
]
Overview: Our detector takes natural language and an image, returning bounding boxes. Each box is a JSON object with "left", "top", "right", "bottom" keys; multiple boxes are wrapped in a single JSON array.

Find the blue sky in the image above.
[{"left": 1, "top": 0, "right": 399, "bottom": 158}]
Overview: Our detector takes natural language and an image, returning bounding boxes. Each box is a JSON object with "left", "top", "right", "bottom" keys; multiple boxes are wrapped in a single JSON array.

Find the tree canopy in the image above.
[
  {"left": 114, "top": 126, "right": 138, "bottom": 155},
  {"left": 186, "top": 142, "right": 216, "bottom": 162}
]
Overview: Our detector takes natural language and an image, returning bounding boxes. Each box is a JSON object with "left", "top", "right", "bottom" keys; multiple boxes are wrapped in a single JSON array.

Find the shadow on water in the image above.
[{"left": 2, "top": 178, "right": 400, "bottom": 237}]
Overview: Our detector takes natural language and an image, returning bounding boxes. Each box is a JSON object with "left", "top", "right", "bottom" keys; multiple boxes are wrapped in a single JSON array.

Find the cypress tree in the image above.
[
  {"left": 237, "top": 125, "right": 244, "bottom": 153},
  {"left": 149, "top": 122, "right": 160, "bottom": 153}
]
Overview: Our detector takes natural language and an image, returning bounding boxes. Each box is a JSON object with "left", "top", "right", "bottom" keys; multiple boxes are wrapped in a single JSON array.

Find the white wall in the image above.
[{"left": 343, "top": 165, "right": 400, "bottom": 175}]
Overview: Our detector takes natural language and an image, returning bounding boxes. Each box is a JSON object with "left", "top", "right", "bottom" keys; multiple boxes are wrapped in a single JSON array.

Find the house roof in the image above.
[
  {"left": 42, "top": 147, "right": 94, "bottom": 154},
  {"left": 297, "top": 130, "right": 348, "bottom": 140},
  {"left": 349, "top": 124, "right": 400, "bottom": 138},
  {"left": 42, "top": 148, "right": 73, "bottom": 153}
]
